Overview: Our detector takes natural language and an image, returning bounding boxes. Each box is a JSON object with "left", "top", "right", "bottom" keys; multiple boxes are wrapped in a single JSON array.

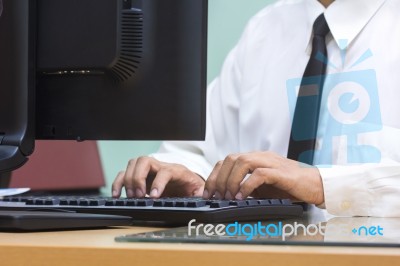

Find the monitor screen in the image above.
[{"left": 0, "top": 0, "right": 207, "bottom": 172}]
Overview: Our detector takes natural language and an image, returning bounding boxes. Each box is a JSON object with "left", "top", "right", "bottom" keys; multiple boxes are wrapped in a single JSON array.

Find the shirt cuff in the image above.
[
  {"left": 318, "top": 166, "right": 370, "bottom": 216},
  {"left": 317, "top": 162, "right": 400, "bottom": 217}
]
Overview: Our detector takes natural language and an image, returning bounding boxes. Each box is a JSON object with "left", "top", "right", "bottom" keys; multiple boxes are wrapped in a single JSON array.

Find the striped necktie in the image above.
[{"left": 287, "top": 13, "right": 330, "bottom": 165}]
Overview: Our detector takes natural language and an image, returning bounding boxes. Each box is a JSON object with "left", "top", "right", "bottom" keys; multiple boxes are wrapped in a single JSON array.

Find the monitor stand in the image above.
[{"left": 0, "top": 172, "right": 11, "bottom": 188}]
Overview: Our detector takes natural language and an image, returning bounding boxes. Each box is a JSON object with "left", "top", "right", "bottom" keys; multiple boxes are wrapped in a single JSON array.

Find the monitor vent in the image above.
[{"left": 110, "top": 9, "right": 143, "bottom": 82}]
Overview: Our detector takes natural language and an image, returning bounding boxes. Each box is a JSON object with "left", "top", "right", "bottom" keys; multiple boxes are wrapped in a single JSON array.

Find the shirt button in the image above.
[
  {"left": 315, "top": 139, "right": 321, "bottom": 150},
  {"left": 341, "top": 201, "right": 351, "bottom": 210}
]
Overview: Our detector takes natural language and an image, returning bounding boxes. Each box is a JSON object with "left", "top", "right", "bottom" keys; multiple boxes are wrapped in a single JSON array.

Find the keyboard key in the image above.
[
  {"left": 68, "top": 199, "right": 79, "bottom": 206},
  {"left": 89, "top": 199, "right": 105, "bottom": 206},
  {"left": 79, "top": 199, "right": 90, "bottom": 206},
  {"left": 164, "top": 200, "right": 176, "bottom": 207},
  {"left": 229, "top": 200, "right": 247, "bottom": 207},
  {"left": 210, "top": 200, "right": 230, "bottom": 208},
  {"left": 105, "top": 200, "right": 116, "bottom": 206},
  {"left": 44, "top": 198, "right": 59, "bottom": 205},
  {"left": 257, "top": 200, "right": 271, "bottom": 205},
  {"left": 281, "top": 199, "right": 292, "bottom": 205},
  {"left": 59, "top": 199, "right": 70, "bottom": 205},
  {"left": 137, "top": 199, "right": 153, "bottom": 207},
  {"left": 34, "top": 199, "right": 45, "bottom": 205},
  {"left": 153, "top": 200, "right": 164, "bottom": 207},
  {"left": 205, "top": 199, "right": 214, "bottom": 205},
  {"left": 126, "top": 199, "right": 137, "bottom": 206},
  {"left": 246, "top": 199, "right": 259, "bottom": 206},
  {"left": 115, "top": 200, "right": 126, "bottom": 206},
  {"left": 175, "top": 200, "right": 188, "bottom": 207},
  {"left": 187, "top": 200, "right": 206, "bottom": 208},
  {"left": 270, "top": 199, "right": 281, "bottom": 205},
  {"left": 25, "top": 199, "right": 35, "bottom": 205}
]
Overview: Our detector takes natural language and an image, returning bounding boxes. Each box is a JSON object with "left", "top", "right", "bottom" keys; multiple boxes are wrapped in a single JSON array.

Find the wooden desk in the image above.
[{"left": 0, "top": 225, "right": 399, "bottom": 266}]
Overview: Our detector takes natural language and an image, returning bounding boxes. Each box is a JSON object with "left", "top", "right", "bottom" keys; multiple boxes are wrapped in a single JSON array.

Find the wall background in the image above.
[{"left": 98, "top": 0, "right": 275, "bottom": 195}]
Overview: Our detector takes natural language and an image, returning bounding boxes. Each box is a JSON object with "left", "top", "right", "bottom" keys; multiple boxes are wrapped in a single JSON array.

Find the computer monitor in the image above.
[{"left": 0, "top": 0, "right": 207, "bottom": 173}]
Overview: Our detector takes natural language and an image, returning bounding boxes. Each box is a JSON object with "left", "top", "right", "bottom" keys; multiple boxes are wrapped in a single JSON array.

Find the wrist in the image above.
[{"left": 310, "top": 167, "right": 324, "bottom": 205}]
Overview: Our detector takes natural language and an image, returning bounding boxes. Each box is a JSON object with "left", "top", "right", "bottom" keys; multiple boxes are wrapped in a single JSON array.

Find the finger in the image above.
[
  {"left": 112, "top": 171, "right": 126, "bottom": 198},
  {"left": 123, "top": 159, "right": 137, "bottom": 197},
  {"left": 236, "top": 168, "right": 278, "bottom": 200},
  {"left": 192, "top": 183, "right": 205, "bottom": 197},
  {"left": 131, "top": 156, "right": 159, "bottom": 198},
  {"left": 203, "top": 160, "right": 223, "bottom": 199},
  {"left": 226, "top": 152, "right": 282, "bottom": 199},
  {"left": 148, "top": 168, "right": 173, "bottom": 198},
  {"left": 215, "top": 154, "right": 240, "bottom": 198},
  {"left": 225, "top": 154, "right": 254, "bottom": 199}
]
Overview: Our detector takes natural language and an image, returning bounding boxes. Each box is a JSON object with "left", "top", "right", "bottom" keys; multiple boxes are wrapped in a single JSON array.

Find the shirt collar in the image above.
[{"left": 305, "top": 0, "right": 387, "bottom": 50}]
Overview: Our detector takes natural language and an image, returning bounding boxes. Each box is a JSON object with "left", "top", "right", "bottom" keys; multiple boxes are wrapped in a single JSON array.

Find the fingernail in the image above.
[
  {"left": 215, "top": 191, "right": 222, "bottom": 199},
  {"left": 225, "top": 191, "right": 232, "bottom": 200},
  {"left": 135, "top": 188, "right": 143, "bottom": 198},
  {"left": 235, "top": 192, "right": 243, "bottom": 200},
  {"left": 127, "top": 189, "right": 134, "bottom": 198},
  {"left": 150, "top": 188, "right": 158, "bottom": 198},
  {"left": 112, "top": 190, "right": 118, "bottom": 198},
  {"left": 202, "top": 189, "right": 209, "bottom": 199}
]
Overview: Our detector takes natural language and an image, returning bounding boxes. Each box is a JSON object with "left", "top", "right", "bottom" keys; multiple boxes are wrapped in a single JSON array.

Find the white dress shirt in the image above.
[{"left": 151, "top": 0, "right": 400, "bottom": 217}]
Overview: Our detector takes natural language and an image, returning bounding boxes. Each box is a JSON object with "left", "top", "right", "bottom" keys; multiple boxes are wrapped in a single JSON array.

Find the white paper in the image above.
[{"left": 0, "top": 188, "right": 30, "bottom": 197}]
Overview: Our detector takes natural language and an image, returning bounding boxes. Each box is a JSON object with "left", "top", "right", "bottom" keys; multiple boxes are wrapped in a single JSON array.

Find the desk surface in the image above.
[{"left": 0, "top": 225, "right": 399, "bottom": 266}]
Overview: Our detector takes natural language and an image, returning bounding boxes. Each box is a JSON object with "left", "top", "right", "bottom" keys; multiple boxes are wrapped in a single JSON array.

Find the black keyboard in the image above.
[{"left": 0, "top": 196, "right": 303, "bottom": 225}]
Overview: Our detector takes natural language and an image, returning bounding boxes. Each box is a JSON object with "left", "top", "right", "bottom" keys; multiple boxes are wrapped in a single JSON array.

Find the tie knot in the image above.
[{"left": 313, "top": 14, "right": 330, "bottom": 37}]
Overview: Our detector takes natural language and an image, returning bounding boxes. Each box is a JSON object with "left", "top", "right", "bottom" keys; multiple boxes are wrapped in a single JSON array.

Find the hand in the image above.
[
  {"left": 202, "top": 151, "right": 324, "bottom": 205},
  {"left": 112, "top": 156, "right": 205, "bottom": 198}
]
